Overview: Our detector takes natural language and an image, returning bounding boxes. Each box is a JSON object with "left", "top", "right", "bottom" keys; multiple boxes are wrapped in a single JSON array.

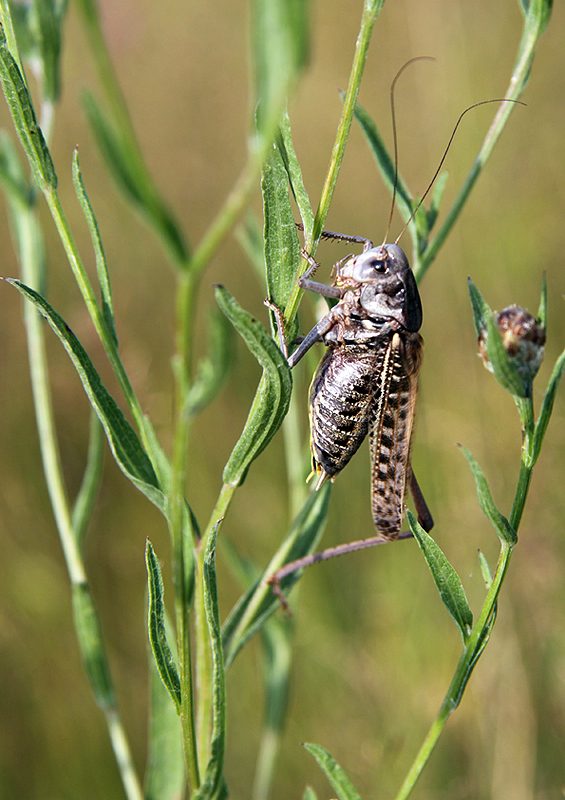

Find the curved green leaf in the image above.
[
  {"left": 5, "top": 279, "right": 164, "bottom": 509},
  {"left": 352, "top": 98, "right": 413, "bottom": 228},
  {"left": 82, "top": 90, "right": 188, "bottom": 266},
  {"left": 0, "top": 21, "right": 56, "bottom": 190},
  {"left": 467, "top": 278, "right": 526, "bottom": 397},
  {"left": 262, "top": 131, "right": 301, "bottom": 344},
  {"left": 215, "top": 285, "right": 292, "bottom": 487},
  {"left": 71, "top": 582, "right": 115, "bottom": 709},
  {"left": 278, "top": 109, "right": 313, "bottom": 236},
  {"left": 252, "top": 0, "right": 309, "bottom": 137},
  {"left": 532, "top": 346, "right": 565, "bottom": 465},
  {"left": 145, "top": 540, "right": 181, "bottom": 714},
  {"left": 185, "top": 307, "right": 233, "bottom": 417},
  {"left": 459, "top": 446, "right": 517, "bottom": 545},
  {"left": 408, "top": 510, "right": 473, "bottom": 643},
  {"left": 303, "top": 743, "right": 361, "bottom": 800},
  {"left": 72, "top": 149, "right": 117, "bottom": 346},
  {"left": 71, "top": 411, "right": 105, "bottom": 548}
]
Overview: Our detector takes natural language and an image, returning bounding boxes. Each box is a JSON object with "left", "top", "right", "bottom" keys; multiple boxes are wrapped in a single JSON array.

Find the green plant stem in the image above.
[
  {"left": 415, "top": 8, "right": 543, "bottom": 282},
  {"left": 106, "top": 709, "right": 145, "bottom": 800},
  {"left": 395, "top": 394, "right": 536, "bottom": 799},
  {"left": 16, "top": 199, "right": 144, "bottom": 800},
  {"left": 394, "top": 540, "right": 513, "bottom": 800},
  {"left": 192, "top": 484, "right": 236, "bottom": 755},
  {"left": 284, "top": 0, "right": 384, "bottom": 325},
  {"left": 169, "top": 378, "right": 200, "bottom": 791}
]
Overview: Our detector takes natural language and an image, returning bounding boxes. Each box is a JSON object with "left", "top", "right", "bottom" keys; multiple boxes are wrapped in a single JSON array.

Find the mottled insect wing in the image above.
[{"left": 369, "top": 331, "right": 423, "bottom": 538}]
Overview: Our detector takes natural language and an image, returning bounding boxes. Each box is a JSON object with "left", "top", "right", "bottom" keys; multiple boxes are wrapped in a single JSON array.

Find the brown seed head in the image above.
[{"left": 479, "top": 305, "right": 545, "bottom": 384}]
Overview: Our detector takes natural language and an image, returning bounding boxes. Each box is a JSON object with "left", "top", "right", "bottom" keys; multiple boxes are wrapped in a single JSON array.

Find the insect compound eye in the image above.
[
  {"left": 352, "top": 250, "right": 389, "bottom": 282},
  {"left": 368, "top": 257, "right": 387, "bottom": 273}
]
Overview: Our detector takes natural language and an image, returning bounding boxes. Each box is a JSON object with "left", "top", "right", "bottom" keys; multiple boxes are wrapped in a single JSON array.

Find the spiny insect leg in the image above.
[
  {"left": 266, "top": 529, "right": 414, "bottom": 612},
  {"left": 296, "top": 222, "right": 373, "bottom": 251}
]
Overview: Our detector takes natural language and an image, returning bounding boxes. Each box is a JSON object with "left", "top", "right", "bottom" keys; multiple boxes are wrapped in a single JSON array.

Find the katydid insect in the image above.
[
  {"left": 265, "top": 231, "right": 432, "bottom": 605},
  {"left": 287, "top": 231, "right": 433, "bottom": 537},
  {"left": 265, "top": 77, "right": 522, "bottom": 600}
]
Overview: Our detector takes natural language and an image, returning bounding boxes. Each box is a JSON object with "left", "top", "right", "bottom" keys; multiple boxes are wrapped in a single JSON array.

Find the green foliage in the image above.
[
  {"left": 71, "top": 582, "right": 115, "bottom": 709},
  {"left": 215, "top": 284, "right": 292, "bottom": 487},
  {"left": 458, "top": 446, "right": 517, "bottom": 545},
  {"left": 0, "top": 0, "right": 560, "bottom": 798},
  {"left": 146, "top": 540, "right": 182, "bottom": 714},
  {"left": 303, "top": 744, "right": 362, "bottom": 800},
  {"left": 0, "top": 21, "right": 56, "bottom": 189},
  {"left": 5, "top": 279, "right": 164, "bottom": 507},
  {"left": 408, "top": 511, "right": 473, "bottom": 644}
]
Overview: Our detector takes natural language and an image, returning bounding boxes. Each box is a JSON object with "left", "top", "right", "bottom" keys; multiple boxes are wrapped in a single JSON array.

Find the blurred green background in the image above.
[{"left": 0, "top": 0, "right": 564, "bottom": 798}]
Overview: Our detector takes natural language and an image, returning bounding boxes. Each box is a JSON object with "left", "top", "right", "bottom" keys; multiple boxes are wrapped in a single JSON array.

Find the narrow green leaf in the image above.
[
  {"left": 145, "top": 612, "right": 185, "bottom": 800},
  {"left": 351, "top": 99, "right": 413, "bottom": 227},
  {"left": 5, "top": 280, "right": 165, "bottom": 509},
  {"left": 407, "top": 510, "right": 473, "bottom": 644},
  {"left": 413, "top": 197, "right": 429, "bottom": 248},
  {"left": 223, "top": 483, "right": 330, "bottom": 668},
  {"left": 468, "top": 278, "right": 526, "bottom": 397},
  {"left": 0, "top": 21, "right": 56, "bottom": 189},
  {"left": 302, "top": 788, "right": 319, "bottom": 800},
  {"left": 71, "top": 411, "right": 105, "bottom": 548},
  {"left": 537, "top": 272, "right": 547, "bottom": 330},
  {"left": 185, "top": 307, "right": 233, "bottom": 417},
  {"left": 194, "top": 524, "right": 226, "bottom": 800},
  {"left": 278, "top": 109, "right": 314, "bottom": 237},
  {"left": 532, "top": 346, "right": 565, "bottom": 465},
  {"left": 29, "top": 0, "right": 64, "bottom": 102},
  {"left": 71, "top": 582, "right": 115, "bottom": 709},
  {"left": 459, "top": 446, "right": 517, "bottom": 545},
  {"left": 485, "top": 313, "right": 526, "bottom": 397},
  {"left": 262, "top": 135, "right": 301, "bottom": 339},
  {"left": 8, "top": 2, "right": 35, "bottom": 61},
  {"left": 426, "top": 170, "right": 449, "bottom": 233},
  {"left": 252, "top": 0, "right": 309, "bottom": 136},
  {"left": 467, "top": 276, "right": 491, "bottom": 338},
  {"left": 303, "top": 743, "right": 361, "bottom": 800},
  {"left": 145, "top": 540, "right": 181, "bottom": 714},
  {"left": 478, "top": 550, "right": 493, "bottom": 590},
  {"left": 83, "top": 91, "right": 189, "bottom": 266},
  {"left": 215, "top": 285, "right": 292, "bottom": 487},
  {"left": 72, "top": 148, "right": 117, "bottom": 346}
]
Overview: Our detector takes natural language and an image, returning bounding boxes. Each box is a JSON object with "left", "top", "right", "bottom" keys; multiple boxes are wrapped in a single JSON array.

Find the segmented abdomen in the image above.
[{"left": 309, "top": 343, "right": 386, "bottom": 479}]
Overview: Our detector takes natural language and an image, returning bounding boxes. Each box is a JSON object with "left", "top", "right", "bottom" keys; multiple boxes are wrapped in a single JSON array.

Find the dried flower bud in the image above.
[{"left": 479, "top": 305, "right": 545, "bottom": 386}]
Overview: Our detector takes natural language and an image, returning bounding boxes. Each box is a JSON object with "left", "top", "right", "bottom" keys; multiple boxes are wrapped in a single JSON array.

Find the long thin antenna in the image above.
[
  {"left": 382, "top": 56, "right": 436, "bottom": 246},
  {"left": 394, "top": 98, "right": 526, "bottom": 245}
]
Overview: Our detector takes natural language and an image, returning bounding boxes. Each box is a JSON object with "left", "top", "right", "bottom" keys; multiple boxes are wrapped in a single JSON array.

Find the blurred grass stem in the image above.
[
  {"left": 285, "top": 0, "right": 385, "bottom": 325},
  {"left": 416, "top": 1, "right": 547, "bottom": 282}
]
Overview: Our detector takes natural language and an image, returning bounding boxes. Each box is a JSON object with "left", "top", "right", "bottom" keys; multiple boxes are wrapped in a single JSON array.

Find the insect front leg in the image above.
[{"left": 297, "top": 248, "right": 344, "bottom": 299}]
